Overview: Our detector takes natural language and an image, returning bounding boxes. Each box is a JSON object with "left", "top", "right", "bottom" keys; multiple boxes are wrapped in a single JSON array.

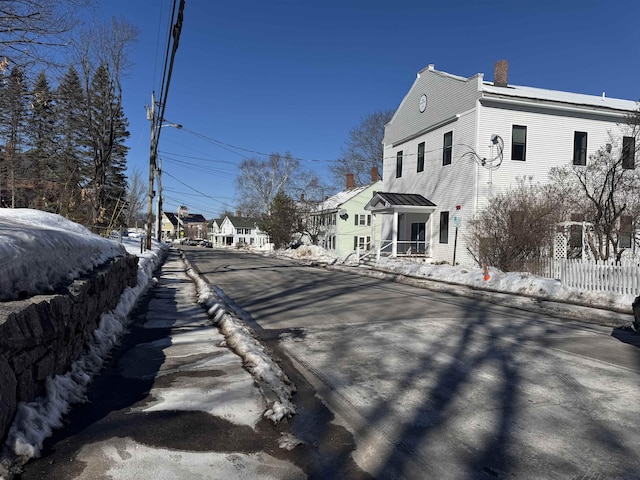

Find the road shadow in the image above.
[
  {"left": 611, "top": 326, "right": 640, "bottom": 348},
  {"left": 191, "top": 249, "right": 640, "bottom": 479},
  {"left": 16, "top": 258, "right": 175, "bottom": 478}
]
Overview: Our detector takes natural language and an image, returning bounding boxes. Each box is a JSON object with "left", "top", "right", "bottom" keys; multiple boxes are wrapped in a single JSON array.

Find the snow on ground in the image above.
[
  {"left": 0, "top": 209, "right": 637, "bottom": 477},
  {"left": 273, "top": 245, "right": 637, "bottom": 314},
  {"left": 0, "top": 209, "right": 297, "bottom": 477},
  {"left": 0, "top": 210, "right": 168, "bottom": 476},
  {"left": 72, "top": 438, "right": 306, "bottom": 480},
  {"left": 0, "top": 209, "right": 127, "bottom": 301},
  {"left": 183, "top": 255, "right": 297, "bottom": 423}
]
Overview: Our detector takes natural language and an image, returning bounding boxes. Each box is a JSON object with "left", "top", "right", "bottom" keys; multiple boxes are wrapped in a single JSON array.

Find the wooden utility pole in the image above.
[{"left": 146, "top": 92, "right": 157, "bottom": 251}]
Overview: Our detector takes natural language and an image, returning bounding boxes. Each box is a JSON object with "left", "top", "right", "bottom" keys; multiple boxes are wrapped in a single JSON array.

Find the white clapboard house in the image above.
[{"left": 366, "top": 60, "right": 638, "bottom": 266}]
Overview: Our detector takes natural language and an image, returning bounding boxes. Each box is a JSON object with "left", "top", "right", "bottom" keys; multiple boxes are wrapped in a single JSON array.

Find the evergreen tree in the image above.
[
  {"left": 105, "top": 99, "right": 130, "bottom": 227},
  {"left": 86, "top": 63, "right": 129, "bottom": 229},
  {"left": 26, "top": 70, "right": 57, "bottom": 209},
  {"left": 0, "top": 67, "right": 29, "bottom": 207},
  {"left": 260, "top": 190, "right": 300, "bottom": 249},
  {"left": 56, "top": 65, "right": 90, "bottom": 220}
]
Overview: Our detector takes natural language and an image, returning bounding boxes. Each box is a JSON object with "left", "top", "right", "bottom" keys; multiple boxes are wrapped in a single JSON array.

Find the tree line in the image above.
[{"left": 0, "top": 1, "right": 138, "bottom": 233}]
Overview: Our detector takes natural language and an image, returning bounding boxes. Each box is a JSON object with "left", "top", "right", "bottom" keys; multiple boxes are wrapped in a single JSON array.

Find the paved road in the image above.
[{"left": 184, "top": 247, "right": 640, "bottom": 480}]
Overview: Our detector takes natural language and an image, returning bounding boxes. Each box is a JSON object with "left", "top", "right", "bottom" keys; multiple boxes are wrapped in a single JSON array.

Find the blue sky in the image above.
[{"left": 95, "top": 0, "right": 639, "bottom": 220}]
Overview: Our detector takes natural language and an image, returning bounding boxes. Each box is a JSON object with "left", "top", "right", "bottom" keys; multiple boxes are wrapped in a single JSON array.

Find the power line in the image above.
[
  {"left": 179, "top": 126, "right": 340, "bottom": 164},
  {"left": 163, "top": 170, "right": 236, "bottom": 209}
]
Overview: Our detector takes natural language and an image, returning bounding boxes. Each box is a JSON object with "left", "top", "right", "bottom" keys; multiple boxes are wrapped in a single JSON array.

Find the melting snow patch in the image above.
[{"left": 182, "top": 254, "right": 297, "bottom": 423}]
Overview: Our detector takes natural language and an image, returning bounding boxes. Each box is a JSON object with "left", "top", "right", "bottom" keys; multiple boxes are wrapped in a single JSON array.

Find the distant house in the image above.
[
  {"left": 161, "top": 211, "right": 208, "bottom": 240},
  {"left": 369, "top": 60, "right": 639, "bottom": 265},
  {"left": 182, "top": 213, "right": 208, "bottom": 240},
  {"left": 208, "top": 218, "right": 223, "bottom": 246},
  {"left": 311, "top": 169, "right": 382, "bottom": 257},
  {"left": 161, "top": 212, "right": 179, "bottom": 240},
  {"left": 212, "top": 215, "right": 270, "bottom": 249}
]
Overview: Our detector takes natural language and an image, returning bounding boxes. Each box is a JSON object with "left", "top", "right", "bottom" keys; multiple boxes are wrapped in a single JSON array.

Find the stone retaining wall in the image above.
[{"left": 0, "top": 254, "right": 138, "bottom": 445}]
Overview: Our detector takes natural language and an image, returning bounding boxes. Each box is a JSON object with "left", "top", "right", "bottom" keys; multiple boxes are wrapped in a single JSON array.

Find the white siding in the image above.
[
  {"left": 475, "top": 101, "right": 634, "bottom": 209},
  {"left": 383, "top": 108, "right": 479, "bottom": 265},
  {"left": 384, "top": 67, "right": 482, "bottom": 146},
  {"left": 380, "top": 64, "right": 638, "bottom": 266}
]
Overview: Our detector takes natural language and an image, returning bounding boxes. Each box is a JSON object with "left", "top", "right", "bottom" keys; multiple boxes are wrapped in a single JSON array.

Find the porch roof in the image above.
[{"left": 365, "top": 192, "right": 437, "bottom": 214}]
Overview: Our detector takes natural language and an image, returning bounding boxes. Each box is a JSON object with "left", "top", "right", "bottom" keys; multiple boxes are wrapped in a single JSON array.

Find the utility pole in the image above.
[
  {"left": 154, "top": 123, "right": 181, "bottom": 243},
  {"left": 156, "top": 156, "right": 163, "bottom": 242},
  {"left": 146, "top": 92, "right": 157, "bottom": 251}
]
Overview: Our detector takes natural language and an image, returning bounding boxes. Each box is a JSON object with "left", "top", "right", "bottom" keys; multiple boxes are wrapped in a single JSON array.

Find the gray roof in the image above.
[
  {"left": 226, "top": 216, "right": 261, "bottom": 229},
  {"left": 182, "top": 213, "right": 207, "bottom": 224},
  {"left": 421, "top": 64, "right": 638, "bottom": 112},
  {"left": 481, "top": 82, "right": 638, "bottom": 112},
  {"left": 371, "top": 192, "right": 436, "bottom": 207}
]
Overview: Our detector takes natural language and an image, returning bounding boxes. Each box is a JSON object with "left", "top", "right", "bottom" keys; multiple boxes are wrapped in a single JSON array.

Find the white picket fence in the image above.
[{"left": 558, "top": 258, "right": 640, "bottom": 295}]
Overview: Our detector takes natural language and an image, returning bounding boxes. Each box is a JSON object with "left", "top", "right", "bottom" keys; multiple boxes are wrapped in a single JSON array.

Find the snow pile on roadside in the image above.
[
  {"left": 181, "top": 254, "right": 297, "bottom": 423},
  {"left": 0, "top": 241, "right": 168, "bottom": 476},
  {"left": 375, "top": 256, "right": 635, "bottom": 312},
  {"left": 0, "top": 209, "right": 126, "bottom": 301},
  {"left": 270, "top": 244, "right": 338, "bottom": 264}
]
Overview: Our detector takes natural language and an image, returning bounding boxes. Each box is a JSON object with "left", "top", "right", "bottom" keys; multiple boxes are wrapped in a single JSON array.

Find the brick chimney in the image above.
[
  {"left": 236, "top": 210, "right": 242, "bottom": 217},
  {"left": 371, "top": 166, "right": 379, "bottom": 182},
  {"left": 494, "top": 60, "right": 508, "bottom": 87},
  {"left": 346, "top": 173, "right": 355, "bottom": 189}
]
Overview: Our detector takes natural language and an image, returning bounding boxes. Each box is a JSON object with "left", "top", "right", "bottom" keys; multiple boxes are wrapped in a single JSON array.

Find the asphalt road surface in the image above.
[{"left": 184, "top": 247, "right": 640, "bottom": 480}]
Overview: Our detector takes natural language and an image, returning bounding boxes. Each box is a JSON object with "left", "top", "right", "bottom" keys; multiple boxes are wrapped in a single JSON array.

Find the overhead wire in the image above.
[
  {"left": 178, "top": 126, "right": 340, "bottom": 164},
  {"left": 154, "top": 0, "right": 185, "bottom": 149},
  {"left": 164, "top": 170, "right": 236, "bottom": 209}
]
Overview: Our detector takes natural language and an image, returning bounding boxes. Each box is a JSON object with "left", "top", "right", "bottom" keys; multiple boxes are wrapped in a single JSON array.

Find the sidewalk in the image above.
[{"left": 15, "top": 249, "right": 306, "bottom": 480}]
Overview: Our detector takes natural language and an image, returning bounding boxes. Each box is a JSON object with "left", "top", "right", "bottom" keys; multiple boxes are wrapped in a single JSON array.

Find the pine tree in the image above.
[
  {"left": 0, "top": 67, "right": 29, "bottom": 207},
  {"left": 26, "top": 70, "right": 57, "bottom": 209},
  {"left": 260, "top": 190, "right": 301, "bottom": 249},
  {"left": 56, "top": 65, "right": 90, "bottom": 220},
  {"left": 86, "top": 63, "right": 129, "bottom": 229},
  {"left": 104, "top": 100, "right": 130, "bottom": 227}
]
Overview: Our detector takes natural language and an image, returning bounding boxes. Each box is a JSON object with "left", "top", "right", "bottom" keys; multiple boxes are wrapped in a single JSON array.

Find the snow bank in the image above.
[
  {"left": 0, "top": 235, "right": 167, "bottom": 476},
  {"left": 181, "top": 254, "right": 297, "bottom": 423},
  {"left": 0, "top": 209, "right": 126, "bottom": 301}
]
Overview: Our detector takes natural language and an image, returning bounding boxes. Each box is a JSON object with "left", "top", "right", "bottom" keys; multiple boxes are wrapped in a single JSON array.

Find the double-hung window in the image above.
[
  {"left": 622, "top": 136, "right": 636, "bottom": 169},
  {"left": 439, "top": 211, "right": 449, "bottom": 243},
  {"left": 442, "top": 132, "right": 452, "bottom": 166},
  {"left": 512, "top": 125, "right": 527, "bottom": 161},
  {"left": 354, "top": 214, "right": 371, "bottom": 226},
  {"left": 417, "top": 142, "right": 425, "bottom": 172},
  {"left": 573, "top": 131, "right": 587, "bottom": 166},
  {"left": 396, "top": 150, "right": 403, "bottom": 178},
  {"left": 619, "top": 215, "right": 633, "bottom": 248}
]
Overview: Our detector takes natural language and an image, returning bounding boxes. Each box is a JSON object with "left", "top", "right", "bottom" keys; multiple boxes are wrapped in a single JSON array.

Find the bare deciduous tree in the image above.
[
  {"left": 74, "top": 18, "right": 138, "bottom": 229},
  {"left": 331, "top": 109, "right": 393, "bottom": 188},
  {"left": 0, "top": 0, "right": 85, "bottom": 70},
  {"left": 235, "top": 152, "right": 299, "bottom": 216},
  {"left": 466, "top": 180, "right": 563, "bottom": 271},
  {"left": 124, "top": 168, "right": 146, "bottom": 228},
  {"left": 549, "top": 132, "right": 640, "bottom": 261}
]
